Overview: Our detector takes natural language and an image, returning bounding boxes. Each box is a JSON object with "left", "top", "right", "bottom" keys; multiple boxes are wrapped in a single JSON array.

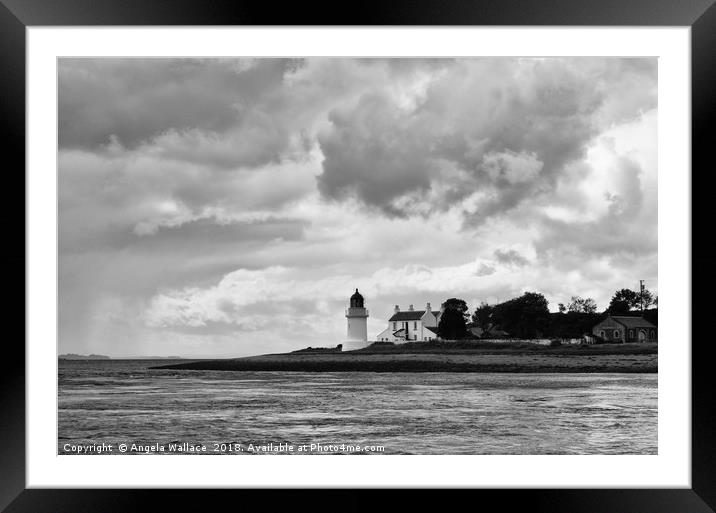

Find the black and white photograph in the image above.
[{"left": 58, "top": 56, "right": 658, "bottom": 456}]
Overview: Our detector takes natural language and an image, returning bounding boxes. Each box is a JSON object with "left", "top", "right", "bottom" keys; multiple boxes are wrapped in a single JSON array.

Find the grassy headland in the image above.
[{"left": 151, "top": 342, "right": 657, "bottom": 373}]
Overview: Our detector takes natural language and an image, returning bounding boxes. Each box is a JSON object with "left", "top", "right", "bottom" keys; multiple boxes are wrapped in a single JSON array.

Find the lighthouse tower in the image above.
[{"left": 344, "top": 289, "right": 369, "bottom": 350}]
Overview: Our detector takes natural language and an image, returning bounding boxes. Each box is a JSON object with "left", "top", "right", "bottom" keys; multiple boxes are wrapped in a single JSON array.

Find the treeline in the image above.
[
  {"left": 549, "top": 308, "right": 658, "bottom": 339},
  {"left": 437, "top": 287, "right": 658, "bottom": 340}
]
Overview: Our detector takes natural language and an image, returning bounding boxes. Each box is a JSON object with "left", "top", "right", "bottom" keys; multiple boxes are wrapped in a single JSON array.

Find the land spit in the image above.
[{"left": 151, "top": 342, "right": 657, "bottom": 373}]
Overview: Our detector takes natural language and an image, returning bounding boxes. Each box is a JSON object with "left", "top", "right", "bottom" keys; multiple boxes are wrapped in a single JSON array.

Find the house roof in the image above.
[
  {"left": 425, "top": 326, "right": 439, "bottom": 334},
  {"left": 611, "top": 316, "right": 657, "bottom": 329},
  {"left": 388, "top": 310, "right": 437, "bottom": 321}
]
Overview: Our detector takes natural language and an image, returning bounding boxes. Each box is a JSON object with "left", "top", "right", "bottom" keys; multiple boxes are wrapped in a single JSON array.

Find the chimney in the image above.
[
  {"left": 426, "top": 302, "right": 431, "bottom": 312},
  {"left": 394, "top": 305, "right": 400, "bottom": 313},
  {"left": 409, "top": 304, "right": 414, "bottom": 311}
]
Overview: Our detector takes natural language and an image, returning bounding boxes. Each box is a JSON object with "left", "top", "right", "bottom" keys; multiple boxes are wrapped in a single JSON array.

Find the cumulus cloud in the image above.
[
  {"left": 317, "top": 92, "right": 437, "bottom": 216},
  {"left": 475, "top": 263, "right": 496, "bottom": 277},
  {"left": 140, "top": 245, "right": 652, "bottom": 352},
  {"left": 58, "top": 144, "right": 317, "bottom": 251},
  {"left": 59, "top": 58, "right": 298, "bottom": 151},
  {"left": 494, "top": 249, "right": 529, "bottom": 267},
  {"left": 316, "top": 58, "right": 656, "bottom": 222},
  {"left": 481, "top": 151, "right": 544, "bottom": 185},
  {"left": 532, "top": 108, "right": 658, "bottom": 271},
  {"left": 57, "top": 57, "right": 657, "bottom": 356},
  {"left": 535, "top": 158, "right": 654, "bottom": 259},
  {"left": 143, "top": 260, "right": 508, "bottom": 330}
]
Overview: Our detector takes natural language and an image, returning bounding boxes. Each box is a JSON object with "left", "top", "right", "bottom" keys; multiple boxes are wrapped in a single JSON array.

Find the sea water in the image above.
[{"left": 58, "top": 359, "right": 657, "bottom": 455}]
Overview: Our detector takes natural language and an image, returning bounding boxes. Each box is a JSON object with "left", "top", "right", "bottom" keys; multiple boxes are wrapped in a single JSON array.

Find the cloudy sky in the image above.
[{"left": 58, "top": 57, "right": 657, "bottom": 357}]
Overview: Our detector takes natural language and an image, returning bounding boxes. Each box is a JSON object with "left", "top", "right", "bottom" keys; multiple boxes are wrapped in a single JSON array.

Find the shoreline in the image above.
[{"left": 151, "top": 343, "right": 657, "bottom": 373}]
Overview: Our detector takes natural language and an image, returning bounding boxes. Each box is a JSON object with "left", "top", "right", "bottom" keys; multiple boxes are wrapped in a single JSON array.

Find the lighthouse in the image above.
[{"left": 344, "top": 289, "right": 369, "bottom": 350}]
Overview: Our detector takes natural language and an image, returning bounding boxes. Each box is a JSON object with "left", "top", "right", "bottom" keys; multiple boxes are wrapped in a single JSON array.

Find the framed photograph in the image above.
[{"left": 5, "top": 0, "right": 715, "bottom": 511}]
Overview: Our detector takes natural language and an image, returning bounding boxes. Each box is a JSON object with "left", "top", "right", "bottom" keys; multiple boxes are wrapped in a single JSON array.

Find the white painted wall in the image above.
[
  {"left": 346, "top": 307, "right": 368, "bottom": 342},
  {"left": 375, "top": 306, "right": 440, "bottom": 342},
  {"left": 376, "top": 327, "right": 398, "bottom": 341}
]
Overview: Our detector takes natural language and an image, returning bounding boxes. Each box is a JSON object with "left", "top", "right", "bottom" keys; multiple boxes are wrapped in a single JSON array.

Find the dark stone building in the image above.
[{"left": 592, "top": 315, "right": 657, "bottom": 343}]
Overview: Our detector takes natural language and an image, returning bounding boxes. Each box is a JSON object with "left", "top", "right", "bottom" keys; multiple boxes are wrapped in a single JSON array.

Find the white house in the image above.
[{"left": 376, "top": 303, "right": 441, "bottom": 343}]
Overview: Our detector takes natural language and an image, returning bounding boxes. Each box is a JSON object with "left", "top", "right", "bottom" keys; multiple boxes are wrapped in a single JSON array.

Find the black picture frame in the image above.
[{"left": 2, "top": 1, "right": 714, "bottom": 511}]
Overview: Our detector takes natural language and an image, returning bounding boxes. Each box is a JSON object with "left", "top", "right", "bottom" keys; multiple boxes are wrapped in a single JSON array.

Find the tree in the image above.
[
  {"left": 471, "top": 301, "right": 493, "bottom": 331},
  {"left": 549, "top": 310, "right": 601, "bottom": 338},
  {"left": 638, "top": 289, "right": 656, "bottom": 310},
  {"left": 438, "top": 297, "right": 469, "bottom": 339},
  {"left": 567, "top": 296, "right": 597, "bottom": 314},
  {"left": 607, "top": 288, "right": 640, "bottom": 314},
  {"left": 441, "top": 298, "right": 470, "bottom": 322},
  {"left": 490, "top": 292, "right": 550, "bottom": 339},
  {"left": 608, "top": 287, "right": 656, "bottom": 313},
  {"left": 558, "top": 303, "right": 566, "bottom": 314},
  {"left": 437, "top": 307, "right": 468, "bottom": 340}
]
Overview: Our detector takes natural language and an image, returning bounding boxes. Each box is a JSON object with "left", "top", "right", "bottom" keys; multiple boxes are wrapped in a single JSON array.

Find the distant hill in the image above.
[
  {"left": 58, "top": 353, "right": 111, "bottom": 360},
  {"left": 121, "top": 355, "right": 185, "bottom": 360}
]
